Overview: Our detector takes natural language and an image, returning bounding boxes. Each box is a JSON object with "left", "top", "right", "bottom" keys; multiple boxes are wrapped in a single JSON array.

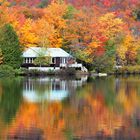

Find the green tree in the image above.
[
  {"left": 92, "top": 40, "right": 116, "bottom": 73},
  {"left": 0, "top": 24, "right": 22, "bottom": 68},
  {"left": 34, "top": 48, "right": 51, "bottom": 66},
  {"left": 136, "top": 49, "right": 140, "bottom": 64},
  {"left": 132, "top": 8, "right": 140, "bottom": 21},
  {"left": 37, "top": 0, "right": 49, "bottom": 8},
  {"left": 92, "top": 56, "right": 113, "bottom": 73},
  {"left": 64, "top": 5, "right": 77, "bottom": 20}
]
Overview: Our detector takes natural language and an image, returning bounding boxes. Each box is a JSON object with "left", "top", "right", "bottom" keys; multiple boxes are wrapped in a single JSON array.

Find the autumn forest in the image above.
[
  {"left": 1, "top": 1, "right": 140, "bottom": 139},
  {"left": 1, "top": 0, "right": 140, "bottom": 71}
]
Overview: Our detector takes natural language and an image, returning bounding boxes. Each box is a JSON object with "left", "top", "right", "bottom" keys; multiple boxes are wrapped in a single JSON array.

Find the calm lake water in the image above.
[{"left": 0, "top": 76, "right": 140, "bottom": 140}]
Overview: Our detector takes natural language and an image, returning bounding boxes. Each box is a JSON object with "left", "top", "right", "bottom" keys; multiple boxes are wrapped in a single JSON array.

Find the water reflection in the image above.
[
  {"left": 0, "top": 78, "right": 23, "bottom": 124},
  {"left": 23, "top": 76, "right": 88, "bottom": 102},
  {"left": 0, "top": 76, "right": 140, "bottom": 139}
]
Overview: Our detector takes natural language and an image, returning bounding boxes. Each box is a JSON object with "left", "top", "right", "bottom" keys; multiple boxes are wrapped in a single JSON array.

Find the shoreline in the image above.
[
  {"left": 2, "top": 65, "right": 140, "bottom": 77},
  {"left": 17, "top": 71, "right": 140, "bottom": 77}
]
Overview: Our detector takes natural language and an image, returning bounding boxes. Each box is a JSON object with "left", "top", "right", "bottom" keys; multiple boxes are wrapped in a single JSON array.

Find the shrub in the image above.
[
  {"left": 66, "top": 67, "right": 76, "bottom": 75},
  {"left": 116, "top": 65, "right": 140, "bottom": 74},
  {"left": 14, "top": 68, "right": 28, "bottom": 75},
  {"left": 58, "top": 67, "right": 76, "bottom": 75},
  {"left": 24, "top": 69, "right": 55, "bottom": 76},
  {"left": 28, "top": 69, "right": 41, "bottom": 76},
  {"left": 92, "top": 55, "right": 115, "bottom": 73},
  {"left": 55, "top": 68, "right": 76, "bottom": 76},
  {"left": 0, "top": 65, "right": 15, "bottom": 76},
  {"left": 47, "top": 69, "right": 55, "bottom": 75}
]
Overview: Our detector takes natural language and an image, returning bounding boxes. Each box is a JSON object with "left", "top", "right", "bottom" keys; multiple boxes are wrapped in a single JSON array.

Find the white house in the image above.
[{"left": 22, "top": 47, "right": 88, "bottom": 72}]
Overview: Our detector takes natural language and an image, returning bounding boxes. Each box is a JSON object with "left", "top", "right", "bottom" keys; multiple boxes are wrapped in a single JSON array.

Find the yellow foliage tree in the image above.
[
  {"left": 97, "top": 13, "right": 124, "bottom": 41},
  {"left": 85, "top": 13, "right": 126, "bottom": 64},
  {"left": 0, "top": 0, "right": 9, "bottom": 28},
  {"left": 18, "top": 19, "right": 38, "bottom": 47},
  {"left": 44, "top": 1, "right": 67, "bottom": 47},
  {"left": 32, "top": 18, "right": 55, "bottom": 48},
  {"left": 117, "top": 35, "right": 140, "bottom": 63}
]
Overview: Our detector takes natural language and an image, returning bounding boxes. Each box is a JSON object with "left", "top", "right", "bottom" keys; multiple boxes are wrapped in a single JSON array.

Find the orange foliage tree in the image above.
[{"left": 43, "top": 1, "right": 68, "bottom": 48}]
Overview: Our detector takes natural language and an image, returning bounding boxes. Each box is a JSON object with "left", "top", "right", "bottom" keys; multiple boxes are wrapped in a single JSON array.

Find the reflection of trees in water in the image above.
[
  {"left": 8, "top": 127, "right": 43, "bottom": 140},
  {"left": 0, "top": 78, "right": 23, "bottom": 139},
  {"left": 0, "top": 78, "right": 23, "bottom": 124},
  {"left": 78, "top": 77, "right": 117, "bottom": 108},
  {"left": 64, "top": 76, "right": 140, "bottom": 139},
  {"left": 117, "top": 77, "right": 140, "bottom": 115},
  {"left": 6, "top": 102, "right": 65, "bottom": 140},
  {"left": 2, "top": 76, "right": 140, "bottom": 140},
  {"left": 4, "top": 76, "right": 88, "bottom": 139}
]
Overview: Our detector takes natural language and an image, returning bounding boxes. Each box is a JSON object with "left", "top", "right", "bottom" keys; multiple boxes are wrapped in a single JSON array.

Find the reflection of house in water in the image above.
[
  {"left": 23, "top": 76, "right": 88, "bottom": 103},
  {"left": 115, "top": 78, "right": 120, "bottom": 94}
]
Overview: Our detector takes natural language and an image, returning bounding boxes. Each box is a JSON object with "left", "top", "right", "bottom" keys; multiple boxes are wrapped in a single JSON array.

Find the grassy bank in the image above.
[
  {"left": 18, "top": 67, "right": 79, "bottom": 76},
  {"left": 2, "top": 64, "right": 140, "bottom": 77},
  {"left": 89, "top": 65, "right": 140, "bottom": 76},
  {"left": 114, "top": 65, "right": 140, "bottom": 75},
  {"left": 0, "top": 65, "right": 23, "bottom": 77},
  {"left": 0, "top": 65, "right": 89, "bottom": 77}
]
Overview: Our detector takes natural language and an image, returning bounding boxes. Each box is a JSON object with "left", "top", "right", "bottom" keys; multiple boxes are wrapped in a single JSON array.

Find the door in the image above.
[{"left": 55, "top": 57, "right": 60, "bottom": 67}]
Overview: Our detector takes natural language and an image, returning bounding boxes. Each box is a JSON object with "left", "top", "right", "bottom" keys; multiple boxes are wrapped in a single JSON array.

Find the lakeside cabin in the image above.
[{"left": 22, "top": 47, "right": 87, "bottom": 72}]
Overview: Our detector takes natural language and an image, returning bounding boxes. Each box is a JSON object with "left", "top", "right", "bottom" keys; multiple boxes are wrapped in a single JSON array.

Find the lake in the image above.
[{"left": 0, "top": 76, "right": 140, "bottom": 140}]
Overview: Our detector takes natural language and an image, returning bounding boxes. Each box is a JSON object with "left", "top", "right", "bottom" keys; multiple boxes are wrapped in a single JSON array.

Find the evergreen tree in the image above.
[{"left": 0, "top": 24, "right": 22, "bottom": 68}]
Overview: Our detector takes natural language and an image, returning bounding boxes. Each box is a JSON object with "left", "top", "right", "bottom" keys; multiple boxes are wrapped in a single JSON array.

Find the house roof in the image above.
[{"left": 22, "top": 47, "right": 72, "bottom": 58}]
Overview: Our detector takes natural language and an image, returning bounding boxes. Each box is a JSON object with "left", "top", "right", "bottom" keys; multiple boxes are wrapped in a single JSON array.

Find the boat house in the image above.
[{"left": 22, "top": 47, "right": 87, "bottom": 72}]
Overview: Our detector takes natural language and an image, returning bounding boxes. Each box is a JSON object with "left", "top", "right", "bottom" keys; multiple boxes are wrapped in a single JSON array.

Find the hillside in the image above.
[{"left": 0, "top": 0, "right": 140, "bottom": 71}]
